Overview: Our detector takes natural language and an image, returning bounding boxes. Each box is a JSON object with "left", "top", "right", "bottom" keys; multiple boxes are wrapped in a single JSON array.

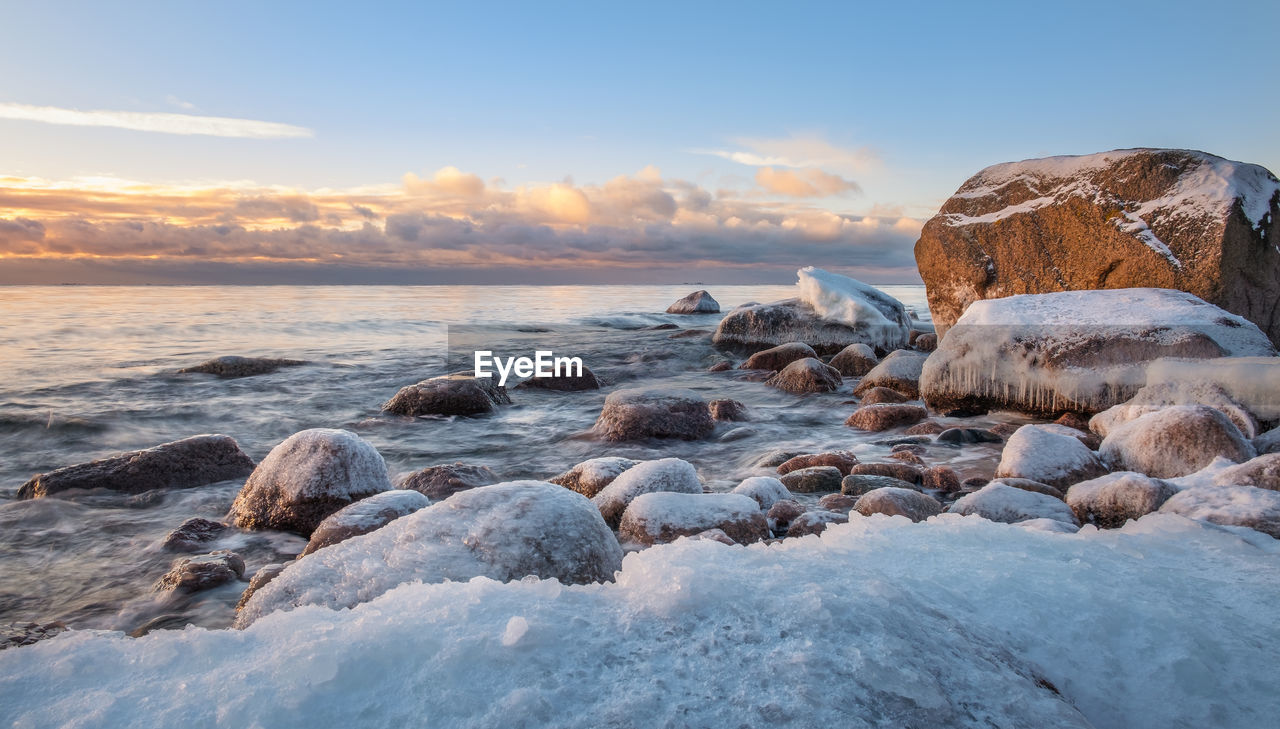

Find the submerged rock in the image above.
[
  {"left": 949, "top": 483, "right": 1078, "bottom": 526},
  {"left": 549, "top": 457, "right": 638, "bottom": 498},
  {"left": 18, "top": 434, "right": 255, "bottom": 500},
  {"left": 740, "top": 342, "right": 817, "bottom": 371},
  {"left": 383, "top": 374, "right": 511, "bottom": 417},
  {"left": 666, "top": 290, "right": 720, "bottom": 314},
  {"left": 1099, "top": 405, "right": 1256, "bottom": 478},
  {"left": 591, "top": 388, "right": 714, "bottom": 441},
  {"left": 995, "top": 425, "right": 1109, "bottom": 491},
  {"left": 828, "top": 343, "right": 879, "bottom": 377},
  {"left": 845, "top": 404, "right": 928, "bottom": 432},
  {"left": 301, "top": 490, "right": 430, "bottom": 556},
  {"left": 161, "top": 517, "right": 228, "bottom": 552},
  {"left": 854, "top": 487, "right": 942, "bottom": 522},
  {"left": 852, "top": 350, "right": 928, "bottom": 399},
  {"left": 1066, "top": 472, "right": 1178, "bottom": 528},
  {"left": 709, "top": 399, "right": 748, "bottom": 422},
  {"left": 178, "top": 356, "right": 306, "bottom": 378},
  {"left": 399, "top": 462, "right": 499, "bottom": 500},
  {"left": 1159, "top": 485, "right": 1280, "bottom": 538},
  {"left": 153, "top": 550, "right": 245, "bottom": 593},
  {"left": 592, "top": 458, "right": 703, "bottom": 528},
  {"left": 765, "top": 358, "right": 843, "bottom": 394},
  {"left": 227, "top": 429, "right": 393, "bottom": 537},
  {"left": 618, "top": 492, "right": 767, "bottom": 546},
  {"left": 516, "top": 364, "right": 601, "bottom": 391}
]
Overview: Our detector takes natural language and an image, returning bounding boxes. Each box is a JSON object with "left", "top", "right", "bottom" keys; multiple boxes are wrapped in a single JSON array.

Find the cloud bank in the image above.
[{"left": 0, "top": 103, "right": 313, "bottom": 139}]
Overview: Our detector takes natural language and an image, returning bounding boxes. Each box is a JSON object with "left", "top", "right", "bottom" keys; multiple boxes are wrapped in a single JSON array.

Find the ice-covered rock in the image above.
[
  {"left": 592, "top": 458, "right": 703, "bottom": 528},
  {"left": 778, "top": 466, "right": 843, "bottom": 493},
  {"left": 949, "top": 483, "right": 1079, "bottom": 526},
  {"left": 1089, "top": 380, "right": 1260, "bottom": 439},
  {"left": 854, "top": 487, "right": 942, "bottom": 522},
  {"left": 1255, "top": 427, "right": 1280, "bottom": 455},
  {"left": 1140, "top": 357, "right": 1280, "bottom": 424},
  {"left": 618, "top": 492, "right": 767, "bottom": 547},
  {"left": 764, "top": 357, "right": 842, "bottom": 394},
  {"left": 1099, "top": 405, "right": 1256, "bottom": 478},
  {"left": 382, "top": 374, "right": 511, "bottom": 416},
  {"left": 730, "top": 476, "right": 792, "bottom": 511},
  {"left": 1066, "top": 472, "right": 1178, "bottom": 528},
  {"left": 17, "top": 434, "right": 255, "bottom": 499},
  {"left": 991, "top": 477, "right": 1065, "bottom": 500},
  {"left": 227, "top": 429, "right": 393, "bottom": 537},
  {"left": 591, "top": 387, "right": 714, "bottom": 441},
  {"left": 177, "top": 355, "right": 306, "bottom": 378},
  {"left": 666, "top": 290, "right": 720, "bottom": 314},
  {"left": 708, "top": 399, "right": 747, "bottom": 421},
  {"left": 919, "top": 289, "right": 1276, "bottom": 417},
  {"left": 398, "top": 462, "right": 499, "bottom": 500},
  {"left": 301, "top": 489, "right": 430, "bottom": 556},
  {"left": 160, "top": 517, "right": 228, "bottom": 552},
  {"left": 914, "top": 148, "right": 1280, "bottom": 344},
  {"left": 235, "top": 563, "right": 286, "bottom": 610},
  {"left": 784, "top": 509, "right": 849, "bottom": 537},
  {"left": 995, "top": 424, "right": 1108, "bottom": 490},
  {"left": 549, "top": 457, "right": 638, "bottom": 498},
  {"left": 1015, "top": 518, "right": 1080, "bottom": 534},
  {"left": 237, "top": 482, "right": 623, "bottom": 626},
  {"left": 845, "top": 403, "right": 928, "bottom": 431},
  {"left": 777, "top": 452, "right": 859, "bottom": 476},
  {"left": 740, "top": 342, "right": 816, "bottom": 370},
  {"left": 1211, "top": 454, "right": 1280, "bottom": 491},
  {"left": 153, "top": 550, "right": 245, "bottom": 593},
  {"left": 1159, "top": 486, "right": 1280, "bottom": 538},
  {"left": 852, "top": 350, "right": 928, "bottom": 398},
  {"left": 796, "top": 267, "right": 913, "bottom": 350},
  {"left": 828, "top": 342, "right": 879, "bottom": 377}
]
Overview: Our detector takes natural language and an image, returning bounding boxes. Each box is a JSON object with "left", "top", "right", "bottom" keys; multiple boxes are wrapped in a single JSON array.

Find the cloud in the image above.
[
  {"left": 165, "top": 95, "right": 198, "bottom": 111},
  {"left": 0, "top": 102, "right": 313, "bottom": 139},
  {"left": 692, "top": 133, "right": 879, "bottom": 174},
  {"left": 755, "top": 167, "right": 862, "bottom": 198}
]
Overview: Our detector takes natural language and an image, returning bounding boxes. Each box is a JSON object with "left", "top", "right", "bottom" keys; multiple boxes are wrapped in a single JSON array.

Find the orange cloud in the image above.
[{"left": 755, "top": 167, "right": 862, "bottom": 198}]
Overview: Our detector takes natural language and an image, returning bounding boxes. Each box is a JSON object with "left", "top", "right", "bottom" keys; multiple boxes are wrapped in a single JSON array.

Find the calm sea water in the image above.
[{"left": 0, "top": 284, "right": 1012, "bottom": 634}]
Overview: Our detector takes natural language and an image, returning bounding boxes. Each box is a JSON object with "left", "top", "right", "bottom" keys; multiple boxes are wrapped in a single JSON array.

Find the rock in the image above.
[
  {"left": 1089, "top": 381, "right": 1261, "bottom": 439},
  {"left": 591, "top": 387, "right": 714, "bottom": 441},
  {"left": 643, "top": 323, "right": 679, "bottom": 331},
  {"left": 227, "top": 429, "right": 393, "bottom": 537},
  {"left": 936, "top": 428, "right": 1003, "bottom": 445},
  {"left": 905, "top": 420, "right": 947, "bottom": 436},
  {"left": 382, "top": 374, "right": 511, "bottom": 416},
  {"left": 301, "top": 490, "right": 430, "bottom": 556},
  {"left": 549, "top": 457, "right": 638, "bottom": 498},
  {"left": 153, "top": 550, "right": 245, "bottom": 593},
  {"left": 236, "top": 482, "right": 624, "bottom": 627},
  {"left": 752, "top": 449, "right": 809, "bottom": 468},
  {"left": 2, "top": 621, "right": 66, "bottom": 651},
  {"left": 17, "top": 434, "right": 255, "bottom": 500},
  {"left": 1066, "top": 472, "right": 1178, "bottom": 528},
  {"left": 914, "top": 148, "right": 1280, "bottom": 345},
  {"left": 592, "top": 458, "right": 703, "bottom": 528},
  {"left": 914, "top": 333, "right": 938, "bottom": 352},
  {"left": 817, "top": 493, "right": 859, "bottom": 513},
  {"left": 178, "top": 355, "right": 306, "bottom": 378},
  {"left": 666, "top": 290, "right": 720, "bottom": 314},
  {"left": 1256, "top": 427, "right": 1280, "bottom": 455},
  {"left": 854, "top": 487, "right": 942, "bottom": 522},
  {"left": 888, "top": 450, "right": 927, "bottom": 467},
  {"left": 849, "top": 462, "right": 923, "bottom": 484},
  {"left": 829, "top": 343, "right": 879, "bottom": 377},
  {"left": 1054, "top": 412, "right": 1093, "bottom": 433},
  {"left": 669, "top": 329, "right": 712, "bottom": 340},
  {"left": 791, "top": 267, "right": 914, "bottom": 351},
  {"left": 515, "top": 364, "right": 601, "bottom": 392},
  {"left": 707, "top": 361, "right": 734, "bottom": 373},
  {"left": 919, "top": 289, "right": 1275, "bottom": 417},
  {"left": 778, "top": 466, "right": 844, "bottom": 493},
  {"left": 688, "top": 528, "right": 736, "bottom": 545},
  {"left": 236, "top": 563, "right": 287, "bottom": 611},
  {"left": 709, "top": 399, "right": 748, "bottom": 421},
  {"left": 1159, "top": 485, "right": 1280, "bottom": 538},
  {"left": 842, "top": 474, "right": 918, "bottom": 496},
  {"left": 995, "top": 424, "right": 1109, "bottom": 491},
  {"left": 765, "top": 358, "right": 843, "bottom": 394},
  {"left": 991, "top": 478, "right": 1065, "bottom": 500},
  {"left": 786, "top": 510, "right": 850, "bottom": 537},
  {"left": 949, "top": 483, "right": 1079, "bottom": 526},
  {"left": 962, "top": 477, "right": 991, "bottom": 490},
  {"left": 731, "top": 476, "right": 792, "bottom": 510},
  {"left": 922, "top": 466, "right": 962, "bottom": 493},
  {"left": 766, "top": 499, "right": 805, "bottom": 532},
  {"left": 717, "top": 427, "right": 755, "bottom": 443},
  {"left": 399, "top": 462, "right": 499, "bottom": 500},
  {"left": 891, "top": 443, "right": 928, "bottom": 456},
  {"left": 777, "top": 452, "right": 859, "bottom": 476},
  {"left": 990, "top": 423, "right": 1022, "bottom": 439},
  {"left": 858, "top": 387, "right": 909, "bottom": 405},
  {"left": 161, "top": 517, "right": 227, "bottom": 551},
  {"left": 852, "top": 350, "right": 929, "bottom": 399},
  {"left": 618, "top": 492, "right": 767, "bottom": 546},
  {"left": 740, "top": 342, "right": 818, "bottom": 371},
  {"left": 845, "top": 404, "right": 928, "bottom": 432},
  {"left": 1211, "top": 454, "right": 1280, "bottom": 491},
  {"left": 1099, "top": 405, "right": 1256, "bottom": 478}
]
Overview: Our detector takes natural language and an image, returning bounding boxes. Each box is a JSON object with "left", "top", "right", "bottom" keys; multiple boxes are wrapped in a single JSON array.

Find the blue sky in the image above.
[{"left": 1, "top": 0, "right": 1276, "bottom": 283}]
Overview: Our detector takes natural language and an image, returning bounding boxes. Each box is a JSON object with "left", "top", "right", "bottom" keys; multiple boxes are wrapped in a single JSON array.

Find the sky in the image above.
[{"left": 1, "top": 0, "right": 1277, "bottom": 285}]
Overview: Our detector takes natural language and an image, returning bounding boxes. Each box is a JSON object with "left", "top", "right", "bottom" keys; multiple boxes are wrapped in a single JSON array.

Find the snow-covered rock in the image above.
[
  {"left": 740, "top": 342, "right": 816, "bottom": 370},
  {"left": 398, "top": 462, "right": 498, "bottom": 499},
  {"left": 852, "top": 350, "right": 928, "bottom": 398},
  {"left": 591, "top": 387, "right": 714, "bottom": 441},
  {"left": 592, "top": 458, "right": 703, "bottom": 528},
  {"left": 228, "top": 429, "right": 393, "bottom": 537},
  {"left": 17, "top": 434, "right": 255, "bottom": 499},
  {"left": 991, "top": 478, "right": 1065, "bottom": 500},
  {"left": 949, "top": 483, "right": 1079, "bottom": 526},
  {"left": 995, "top": 424, "right": 1108, "bottom": 491},
  {"left": 784, "top": 509, "right": 849, "bottom": 537},
  {"left": 1159, "top": 486, "right": 1280, "bottom": 538},
  {"left": 382, "top": 373, "right": 511, "bottom": 416},
  {"left": 153, "top": 550, "right": 245, "bottom": 593},
  {"left": 1089, "top": 380, "right": 1260, "bottom": 439},
  {"left": 764, "top": 357, "right": 842, "bottom": 394},
  {"left": 237, "top": 482, "right": 622, "bottom": 626},
  {"left": 666, "top": 290, "right": 720, "bottom": 314},
  {"left": 919, "top": 289, "right": 1276, "bottom": 417},
  {"left": 618, "top": 492, "right": 767, "bottom": 547},
  {"left": 730, "top": 476, "right": 792, "bottom": 511},
  {"left": 1211, "top": 454, "right": 1280, "bottom": 491},
  {"left": 549, "top": 457, "right": 638, "bottom": 498},
  {"left": 1066, "top": 472, "right": 1178, "bottom": 528},
  {"left": 828, "top": 342, "right": 878, "bottom": 377},
  {"left": 778, "top": 466, "right": 843, "bottom": 493},
  {"left": 301, "top": 489, "right": 430, "bottom": 556},
  {"left": 854, "top": 487, "right": 942, "bottom": 522},
  {"left": 796, "top": 267, "right": 913, "bottom": 350},
  {"left": 765, "top": 499, "right": 805, "bottom": 532},
  {"left": 1099, "top": 405, "right": 1256, "bottom": 478},
  {"left": 845, "top": 403, "right": 927, "bottom": 431},
  {"left": 1140, "top": 357, "right": 1280, "bottom": 424}
]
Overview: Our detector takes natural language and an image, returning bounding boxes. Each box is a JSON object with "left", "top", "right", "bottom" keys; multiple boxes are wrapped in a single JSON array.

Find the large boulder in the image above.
[
  {"left": 382, "top": 374, "right": 511, "bottom": 416},
  {"left": 178, "top": 355, "right": 305, "bottom": 378},
  {"left": 919, "top": 289, "right": 1275, "bottom": 417},
  {"left": 852, "top": 350, "right": 929, "bottom": 399},
  {"left": 740, "top": 342, "right": 817, "bottom": 371},
  {"left": 235, "top": 482, "right": 624, "bottom": 627},
  {"left": 227, "top": 429, "right": 393, "bottom": 536},
  {"left": 399, "top": 462, "right": 499, "bottom": 500},
  {"left": 995, "top": 425, "right": 1109, "bottom": 491},
  {"left": 549, "top": 457, "right": 638, "bottom": 498},
  {"left": 17, "top": 434, "right": 255, "bottom": 499},
  {"left": 765, "top": 358, "right": 843, "bottom": 394},
  {"left": 591, "top": 458, "right": 703, "bottom": 528},
  {"left": 1099, "top": 405, "right": 1256, "bottom": 478},
  {"left": 591, "top": 388, "right": 714, "bottom": 441},
  {"left": 301, "top": 489, "right": 430, "bottom": 556},
  {"left": 666, "top": 290, "right": 720, "bottom": 314},
  {"left": 1065, "top": 472, "right": 1179, "bottom": 528},
  {"left": 618, "top": 492, "right": 767, "bottom": 546},
  {"left": 914, "top": 149, "right": 1280, "bottom": 345},
  {"left": 854, "top": 487, "right": 942, "bottom": 522},
  {"left": 1159, "top": 485, "right": 1280, "bottom": 538},
  {"left": 949, "top": 482, "right": 1079, "bottom": 526}
]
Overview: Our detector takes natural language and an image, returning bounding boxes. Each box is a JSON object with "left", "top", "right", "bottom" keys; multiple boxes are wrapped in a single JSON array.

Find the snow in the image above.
[
  {"left": 730, "top": 476, "right": 792, "bottom": 510},
  {"left": 796, "top": 266, "right": 912, "bottom": 348},
  {"left": 1158, "top": 486, "right": 1280, "bottom": 538},
  {"left": 4, "top": 515, "right": 1279, "bottom": 729},
  {"left": 1099, "top": 405, "right": 1256, "bottom": 479},
  {"left": 238, "top": 428, "right": 392, "bottom": 501},
  {"left": 995, "top": 425, "right": 1107, "bottom": 490},
  {"left": 949, "top": 483, "right": 1079, "bottom": 526},
  {"left": 235, "top": 481, "right": 622, "bottom": 627},
  {"left": 314, "top": 489, "right": 429, "bottom": 533},
  {"left": 591, "top": 458, "right": 704, "bottom": 527},
  {"left": 1015, "top": 518, "right": 1079, "bottom": 534}
]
